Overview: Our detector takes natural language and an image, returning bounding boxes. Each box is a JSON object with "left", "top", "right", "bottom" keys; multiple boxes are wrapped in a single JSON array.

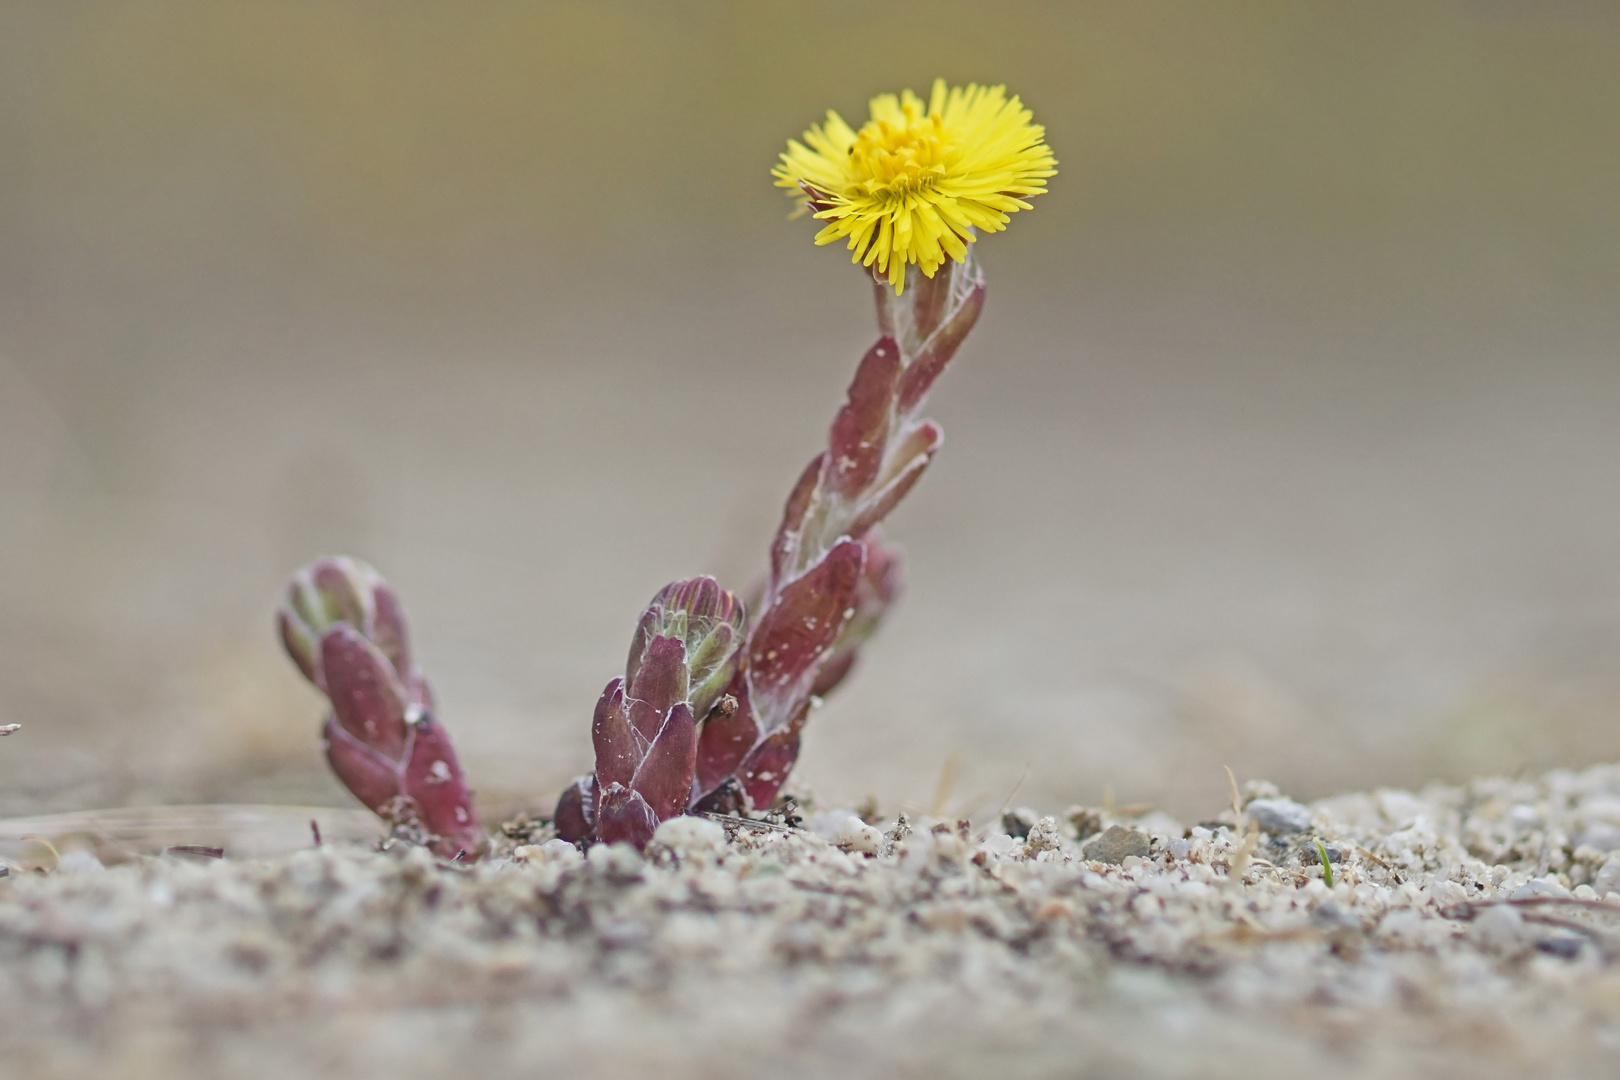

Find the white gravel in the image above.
[{"left": 8, "top": 766, "right": 1620, "bottom": 1078}]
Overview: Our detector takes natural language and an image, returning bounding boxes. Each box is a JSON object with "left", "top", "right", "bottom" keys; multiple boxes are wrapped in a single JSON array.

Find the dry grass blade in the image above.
[
  {"left": 1226, "top": 819, "right": 1260, "bottom": 887},
  {"left": 699, "top": 812, "right": 799, "bottom": 834},
  {"left": 930, "top": 751, "right": 961, "bottom": 818}
]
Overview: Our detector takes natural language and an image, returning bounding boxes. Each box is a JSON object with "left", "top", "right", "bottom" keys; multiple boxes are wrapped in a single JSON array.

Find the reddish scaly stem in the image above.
[
  {"left": 692, "top": 253, "right": 987, "bottom": 812},
  {"left": 278, "top": 557, "right": 485, "bottom": 860}
]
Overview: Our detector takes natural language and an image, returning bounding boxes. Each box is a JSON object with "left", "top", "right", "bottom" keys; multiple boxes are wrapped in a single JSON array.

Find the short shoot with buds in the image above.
[
  {"left": 555, "top": 578, "right": 746, "bottom": 848},
  {"left": 279, "top": 557, "right": 484, "bottom": 860}
]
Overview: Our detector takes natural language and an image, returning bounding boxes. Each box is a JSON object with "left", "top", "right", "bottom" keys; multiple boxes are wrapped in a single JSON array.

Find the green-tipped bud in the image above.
[
  {"left": 626, "top": 576, "right": 746, "bottom": 720},
  {"left": 278, "top": 556, "right": 414, "bottom": 695}
]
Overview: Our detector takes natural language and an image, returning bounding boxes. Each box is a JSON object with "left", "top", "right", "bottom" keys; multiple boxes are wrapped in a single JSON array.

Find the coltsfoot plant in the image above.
[{"left": 279, "top": 80, "right": 1053, "bottom": 855}]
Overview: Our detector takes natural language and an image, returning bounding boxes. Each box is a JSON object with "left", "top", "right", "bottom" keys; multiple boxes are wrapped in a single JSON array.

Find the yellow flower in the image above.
[{"left": 774, "top": 79, "right": 1056, "bottom": 293}]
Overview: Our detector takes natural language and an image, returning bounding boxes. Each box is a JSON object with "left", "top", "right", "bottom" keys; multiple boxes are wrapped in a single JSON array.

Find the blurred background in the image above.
[{"left": 2, "top": 1, "right": 1620, "bottom": 823}]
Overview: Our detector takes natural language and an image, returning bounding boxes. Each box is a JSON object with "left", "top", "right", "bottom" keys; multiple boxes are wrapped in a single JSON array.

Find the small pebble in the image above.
[
  {"left": 1001, "top": 808, "right": 1038, "bottom": 839},
  {"left": 1511, "top": 878, "right": 1569, "bottom": 901},
  {"left": 1593, "top": 857, "right": 1620, "bottom": 898},
  {"left": 1472, "top": 904, "right": 1531, "bottom": 953},
  {"left": 1022, "top": 817, "right": 1063, "bottom": 857},
  {"left": 650, "top": 816, "right": 727, "bottom": 859},
  {"left": 834, "top": 816, "right": 884, "bottom": 856},
  {"left": 55, "top": 850, "right": 106, "bottom": 875},
  {"left": 1508, "top": 804, "right": 1541, "bottom": 829},
  {"left": 587, "top": 842, "right": 644, "bottom": 877},
  {"left": 1537, "top": 935, "right": 1585, "bottom": 960},
  {"left": 1083, "top": 826, "right": 1150, "bottom": 865},
  {"left": 516, "top": 839, "right": 583, "bottom": 866},
  {"left": 1576, "top": 824, "right": 1620, "bottom": 851},
  {"left": 1246, "top": 798, "right": 1312, "bottom": 835},
  {"left": 1312, "top": 900, "right": 1361, "bottom": 933}
]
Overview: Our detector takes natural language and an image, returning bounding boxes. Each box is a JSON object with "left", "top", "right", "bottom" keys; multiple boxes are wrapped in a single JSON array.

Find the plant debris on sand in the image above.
[{"left": 9, "top": 764, "right": 1620, "bottom": 1078}]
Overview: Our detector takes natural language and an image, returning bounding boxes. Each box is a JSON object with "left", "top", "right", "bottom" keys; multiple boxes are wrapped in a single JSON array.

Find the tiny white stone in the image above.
[
  {"left": 535, "top": 839, "right": 584, "bottom": 865},
  {"left": 1576, "top": 823, "right": 1620, "bottom": 851},
  {"left": 1472, "top": 904, "right": 1531, "bottom": 953},
  {"left": 1508, "top": 804, "right": 1540, "bottom": 829},
  {"left": 514, "top": 840, "right": 584, "bottom": 867},
  {"left": 55, "top": 850, "right": 105, "bottom": 875},
  {"left": 833, "top": 816, "right": 884, "bottom": 856},
  {"left": 587, "top": 842, "right": 643, "bottom": 874},
  {"left": 650, "top": 816, "right": 727, "bottom": 859},
  {"left": 1595, "top": 857, "right": 1620, "bottom": 897},
  {"left": 1511, "top": 877, "right": 1568, "bottom": 901},
  {"left": 980, "top": 832, "right": 1020, "bottom": 859}
]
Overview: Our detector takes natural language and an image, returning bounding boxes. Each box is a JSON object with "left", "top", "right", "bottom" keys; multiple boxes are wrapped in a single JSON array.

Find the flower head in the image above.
[{"left": 774, "top": 79, "right": 1056, "bottom": 292}]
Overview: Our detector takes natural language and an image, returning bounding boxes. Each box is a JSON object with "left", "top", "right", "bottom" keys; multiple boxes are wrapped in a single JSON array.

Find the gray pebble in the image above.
[
  {"left": 1311, "top": 900, "right": 1361, "bottom": 933},
  {"left": 1082, "top": 825, "right": 1151, "bottom": 865},
  {"left": 1537, "top": 934, "right": 1585, "bottom": 960},
  {"left": 1577, "top": 823, "right": 1620, "bottom": 851},
  {"left": 1246, "top": 797, "right": 1312, "bottom": 835},
  {"left": 1001, "top": 807, "right": 1038, "bottom": 839},
  {"left": 1510, "top": 878, "right": 1568, "bottom": 901}
]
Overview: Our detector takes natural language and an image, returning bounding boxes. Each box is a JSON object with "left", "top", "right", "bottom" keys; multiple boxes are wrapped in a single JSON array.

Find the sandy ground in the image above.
[{"left": 7, "top": 765, "right": 1620, "bottom": 1079}]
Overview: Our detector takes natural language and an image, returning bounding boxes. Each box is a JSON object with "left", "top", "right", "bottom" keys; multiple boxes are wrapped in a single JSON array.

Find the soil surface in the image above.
[{"left": 7, "top": 766, "right": 1620, "bottom": 1079}]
